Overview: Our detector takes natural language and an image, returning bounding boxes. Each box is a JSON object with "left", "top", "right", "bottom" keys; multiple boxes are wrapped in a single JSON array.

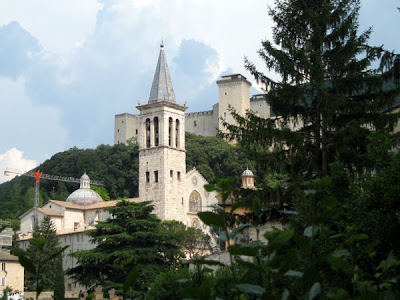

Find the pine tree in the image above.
[
  {"left": 68, "top": 201, "right": 181, "bottom": 297},
  {"left": 225, "top": 0, "right": 400, "bottom": 178},
  {"left": 25, "top": 216, "right": 64, "bottom": 292}
]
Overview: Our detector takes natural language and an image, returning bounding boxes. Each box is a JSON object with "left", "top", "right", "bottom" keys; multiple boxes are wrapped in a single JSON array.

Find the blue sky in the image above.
[{"left": 0, "top": 0, "right": 399, "bottom": 183}]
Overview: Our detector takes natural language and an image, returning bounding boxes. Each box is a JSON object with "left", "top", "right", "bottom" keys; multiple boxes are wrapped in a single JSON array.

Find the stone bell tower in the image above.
[{"left": 137, "top": 43, "right": 187, "bottom": 221}]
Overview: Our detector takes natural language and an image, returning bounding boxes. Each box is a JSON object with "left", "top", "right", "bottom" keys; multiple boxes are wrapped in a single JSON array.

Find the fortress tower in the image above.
[
  {"left": 217, "top": 74, "right": 251, "bottom": 133},
  {"left": 137, "top": 44, "right": 187, "bottom": 221}
]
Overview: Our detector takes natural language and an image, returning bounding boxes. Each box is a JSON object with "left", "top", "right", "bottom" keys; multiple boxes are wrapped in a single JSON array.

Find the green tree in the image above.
[
  {"left": 11, "top": 217, "right": 67, "bottom": 299},
  {"left": 159, "top": 220, "right": 211, "bottom": 259},
  {"left": 226, "top": 0, "right": 399, "bottom": 178},
  {"left": 68, "top": 201, "right": 181, "bottom": 298},
  {"left": 91, "top": 185, "right": 111, "bottom": 201},
  {"left": 27, "top": 217, "right": 65, "bottom": 292},
  {"left": 53, "top": 254, "right": 65, "bottom": 300}
]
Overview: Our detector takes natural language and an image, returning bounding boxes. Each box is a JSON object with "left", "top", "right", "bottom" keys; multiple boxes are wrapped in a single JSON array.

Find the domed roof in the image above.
[
  {"left": 66, "top": 172, "right": 103, "bottom": 206},
  {"left": 66, "top": 189, "right": 102, "bottom": 206},
  {"left": 241, "top": 168, "right": 254, "bottom": 177}
]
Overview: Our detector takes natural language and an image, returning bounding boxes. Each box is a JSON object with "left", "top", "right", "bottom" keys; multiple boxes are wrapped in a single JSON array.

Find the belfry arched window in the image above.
[
  {"left": 154, "top": 117, "right": 159, "bottom": 146},
  {"left": 168, "top": 117, "right": 173, "bottom": 146},
  {"left": 145, "top": 118, "right": 151, "bottom": 148},
  {"left": 176, "top": 119, "right": 180, "bottom": 148},
  {"left": 189, "top": 190, "right": 202, "bottom": 212}
]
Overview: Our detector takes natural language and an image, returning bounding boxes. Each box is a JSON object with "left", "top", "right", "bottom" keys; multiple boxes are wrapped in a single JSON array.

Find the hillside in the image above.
[{"left": 0, "top": 133, "right": 254, "bottom": 221}]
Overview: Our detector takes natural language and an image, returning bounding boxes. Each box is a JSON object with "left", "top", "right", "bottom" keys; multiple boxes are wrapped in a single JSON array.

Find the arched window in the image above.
[
  {"left": 189, "top": 190, "right": 202, "bottom": 212},
  {"left": 176, "top": 119, "right": 180, "bottom": 148},
  {"left": 154, "top": 117, "right": 159, "bottom": 146},
  {"left": 192, "top": 218, "right": 200, "bottom": 229},
  {"left": 145, "top": 118, "right": 151, "bottom": 148},
  {"left": 168, "top": 117, "right": 173, "bottom": 146}
]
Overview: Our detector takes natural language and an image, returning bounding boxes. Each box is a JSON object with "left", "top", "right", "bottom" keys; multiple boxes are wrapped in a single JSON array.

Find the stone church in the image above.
[{"left": 19, "top": 44, "right": 254, "bottom": 297}]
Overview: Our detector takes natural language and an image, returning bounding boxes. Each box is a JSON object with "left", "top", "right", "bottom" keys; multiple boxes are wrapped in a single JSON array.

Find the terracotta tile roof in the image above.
[
  {"left": 38, "top": 208, "right": 64, "bottom": 217},
  {"left": 48, "top": 200, "right": 82, "bottom": 209},
  {"left": 19, "top": 198, "right": 141, "bottom": 220},
  {"left": 85, "top": 198, "right": 140, "bottom": 210},
  {"left": 48, "top": 198, "right": 140, "bottom": 210},
  {"left": 0, "top": 251, "right": 19, "bottom": 262}
]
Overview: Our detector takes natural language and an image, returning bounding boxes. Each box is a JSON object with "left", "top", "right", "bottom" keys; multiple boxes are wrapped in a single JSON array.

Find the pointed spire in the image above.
[{"left": 148, "top": 43, "right": 176, "bottom": 103}]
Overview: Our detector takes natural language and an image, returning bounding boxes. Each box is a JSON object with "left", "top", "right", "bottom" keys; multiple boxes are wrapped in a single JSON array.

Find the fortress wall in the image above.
[
  {"left": 185, "top": 108, "right": 218, "bottom": 136},
  {"left": 250, "top": 95, "right": 271, "bottom": 119}
]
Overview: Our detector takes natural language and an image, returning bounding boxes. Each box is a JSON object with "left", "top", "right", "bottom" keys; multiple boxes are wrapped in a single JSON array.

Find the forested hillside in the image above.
[{"left": 0, "top": 133, "right": 252, "bottom": 221}]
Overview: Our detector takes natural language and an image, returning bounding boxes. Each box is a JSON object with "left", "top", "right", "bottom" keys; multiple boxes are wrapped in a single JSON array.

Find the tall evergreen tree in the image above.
[
  {"left": 25, "top": 216, "right": 64, "bottom": 292},
  {"left": 68, "top": 201, "right": 181, "bottom": 298},
  {"left": 225, "top": 0, "right": 400, "bottom": 178}
]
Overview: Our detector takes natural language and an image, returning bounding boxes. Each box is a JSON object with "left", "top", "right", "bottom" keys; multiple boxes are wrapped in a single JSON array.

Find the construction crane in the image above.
[{"left": 4, "top": 168, "right": 104, "bottom": 227}]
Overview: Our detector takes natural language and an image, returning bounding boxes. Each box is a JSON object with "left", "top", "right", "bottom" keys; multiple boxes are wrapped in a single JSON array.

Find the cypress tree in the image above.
[{"left": 226, "top": 0, "right": 400, "bottom": 178}]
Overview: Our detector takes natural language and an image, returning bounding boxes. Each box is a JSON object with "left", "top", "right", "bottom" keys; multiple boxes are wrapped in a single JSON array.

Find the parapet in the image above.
[
  {"left": 217, "top": 74, "right": 251, "bottom": 86},
  {"left": 186, "top": 110, "right": 214, "bottom": 117},
  {"left": 250, "top": 94, "right": 265, "bottom": 102}
]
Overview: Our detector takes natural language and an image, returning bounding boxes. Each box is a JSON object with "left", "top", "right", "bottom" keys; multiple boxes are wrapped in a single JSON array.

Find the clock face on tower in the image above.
[{"left": 189, "top": 190, "right": 201, "bottom": 212}]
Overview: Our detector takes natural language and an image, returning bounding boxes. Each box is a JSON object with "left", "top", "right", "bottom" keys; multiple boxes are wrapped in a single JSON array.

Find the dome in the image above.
[
  {"left": 66, "top": 189, "right": 103, "bottom": 206},
  {"left": 66, "top": 172, "right": 103, "bottom": 206},
  {"left": 241, "top": 168, "right": 254, "bottom": 177}
]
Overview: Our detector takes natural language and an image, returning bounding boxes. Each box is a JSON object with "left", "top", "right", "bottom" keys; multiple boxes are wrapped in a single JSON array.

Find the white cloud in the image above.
[
  {"left": 0, "top": 148, "right": 37, "bottom": 183},
  {"left": 0, "top": 0, "right": 102, "bottom": 54},
  {"left": 0, "top": 77, "right": 68, "bottom": 163}
]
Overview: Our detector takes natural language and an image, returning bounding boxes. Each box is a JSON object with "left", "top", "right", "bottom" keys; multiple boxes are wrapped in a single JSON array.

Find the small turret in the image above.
[{"left": 241, "top": 168, "right": 255, "bottom": 189}]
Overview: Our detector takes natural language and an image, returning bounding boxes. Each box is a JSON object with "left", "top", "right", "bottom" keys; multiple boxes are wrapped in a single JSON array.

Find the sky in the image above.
[{"left": 0, "top": 0, "right": 399, "bottom": 183}]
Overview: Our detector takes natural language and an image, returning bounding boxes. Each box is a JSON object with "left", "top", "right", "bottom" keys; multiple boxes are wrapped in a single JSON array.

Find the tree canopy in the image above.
[
  {"left": 67, "top": 200, "right": 181, "bottom": 297},
  {"left": 225, "top": 0, "right": 400, "bottom": 179}
]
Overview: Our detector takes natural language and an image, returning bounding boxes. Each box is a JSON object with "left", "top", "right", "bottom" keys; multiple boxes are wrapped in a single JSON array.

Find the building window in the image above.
[
  {"left": 146, "top": 118, "right": 151, "bottom": 148},
  {"left": 177, "top": 171, "right": 181, "bottom": 181},
  {"left": 118, "top": 141, "right": 120, "bottom": 144},
  {"left": 1, "top": 277, "right": 6, "bottom": 286},
  {"left": 224, "top": 91, "right": 227, "bottom": 95},
  {"left": 154, "top": 171, "right": 159, "bottom": 183},
  {"left": 176, "top": 119, "right": 180, "bottom": 148},
  {"left": 189, "top": 190, "right": 202, "bottom": 212},
  {"left": 154, "top": 117, "right": 159, "bottom": 146},
  {"left": 135, "top": 129, "right": 138, "bottom": 135},
  {"left": 146, "top": 172, "right": 150, "bottom": 183},
  {"left": 194, "top": 120, "right": 197, "bottom": 127},
  {"left": 192, "top": 218, "right": 201, "bottom": 229},
  {"left": 224, "top": 112, "right": 227, "bottom": 118},
  {"left": 170, "top": 170, "right": 173, "bottom": 178},
  {"left": 168, "top": 117, "right": 173, "bottom": 146},
  {"left": 122, "top": 120, "right": 124, "bottom": 123},
  {"left": 1, "top": 263, "right": 6, "bottom": 271}
]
